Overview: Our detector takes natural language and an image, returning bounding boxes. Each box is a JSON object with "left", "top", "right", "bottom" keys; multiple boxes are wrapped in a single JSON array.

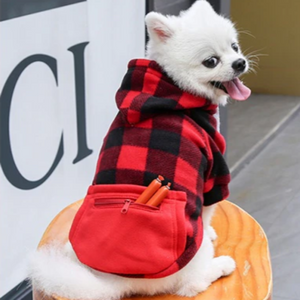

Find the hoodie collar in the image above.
[{"left": 116, "top": 59, "right": 217, "bottom": 125}]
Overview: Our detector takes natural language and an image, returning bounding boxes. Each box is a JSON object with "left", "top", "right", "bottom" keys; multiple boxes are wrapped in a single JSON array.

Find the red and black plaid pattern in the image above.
[{"left": 93, "top": 59, "right": 230, "bottom": 276}]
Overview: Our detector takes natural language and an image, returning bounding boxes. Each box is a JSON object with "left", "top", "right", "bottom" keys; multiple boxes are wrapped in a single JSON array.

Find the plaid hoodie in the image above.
[{"left": 92, "top": 59, "right": 230, "bottom": 275}]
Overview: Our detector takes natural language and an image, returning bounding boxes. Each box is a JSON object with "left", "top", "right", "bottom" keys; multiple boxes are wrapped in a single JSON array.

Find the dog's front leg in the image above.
[
  {"left": 213, "top": 106, "right": 220, "bottom": 132},
  {"left": 202, "top": 204, "right": 217, "bottom": 241}
]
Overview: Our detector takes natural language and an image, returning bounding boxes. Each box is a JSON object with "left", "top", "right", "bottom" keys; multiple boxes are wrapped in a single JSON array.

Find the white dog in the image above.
[{"left": 29, "top": 1, "right": 250, "bottom": 299}]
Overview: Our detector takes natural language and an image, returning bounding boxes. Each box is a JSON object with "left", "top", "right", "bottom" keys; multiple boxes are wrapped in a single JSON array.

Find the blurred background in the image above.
[{"left": 1, "top": 0, "right": 299, "bottom": 299}]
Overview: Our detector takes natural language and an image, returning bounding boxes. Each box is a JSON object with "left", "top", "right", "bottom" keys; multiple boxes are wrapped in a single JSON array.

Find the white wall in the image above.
[{"left": 0, "top": 1, "right": 145, "bottom": 296}]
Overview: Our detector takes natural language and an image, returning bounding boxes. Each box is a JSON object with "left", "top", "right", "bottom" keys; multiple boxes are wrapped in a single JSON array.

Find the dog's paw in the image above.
[
  {"left": 213, "top": 255, "right": 236, "bottom": 276},
  {"left": 206, "top": 225, "right": 217, "bottom": 241}
]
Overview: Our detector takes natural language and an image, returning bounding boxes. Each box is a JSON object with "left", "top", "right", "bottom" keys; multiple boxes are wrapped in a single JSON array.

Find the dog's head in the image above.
[{"left": 145, "top": 0, "right": 251, "bottom": 105}]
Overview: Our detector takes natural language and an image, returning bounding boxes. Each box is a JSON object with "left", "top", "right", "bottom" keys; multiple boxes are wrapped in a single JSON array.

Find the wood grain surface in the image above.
[{"left": 34, "top": 200, "right": 272, "bottom": 300}]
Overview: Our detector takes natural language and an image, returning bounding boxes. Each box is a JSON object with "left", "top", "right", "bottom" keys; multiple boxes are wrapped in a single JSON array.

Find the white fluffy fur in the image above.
[
  {"left": 28, "top": 1, "right": 241, "bottom": 298},
  {"left": 29, "top": 232, "right": 235, "bottom": 300},
  {"left": 145, "top": 0, "right": 248, "bottom": 105}
]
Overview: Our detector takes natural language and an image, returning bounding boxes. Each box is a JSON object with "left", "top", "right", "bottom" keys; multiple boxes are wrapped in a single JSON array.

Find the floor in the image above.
[
  {"left": 226, "top": 94, "right": 300, "bottom": 169},
  {"left": 228, "top": 107, "right": 300, "bottom": 300}
]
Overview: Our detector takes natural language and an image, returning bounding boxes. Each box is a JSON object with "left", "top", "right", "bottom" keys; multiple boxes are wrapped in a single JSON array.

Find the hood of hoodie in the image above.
[{"left": 116, "top": 59, "right": 218, "bottom": 125}]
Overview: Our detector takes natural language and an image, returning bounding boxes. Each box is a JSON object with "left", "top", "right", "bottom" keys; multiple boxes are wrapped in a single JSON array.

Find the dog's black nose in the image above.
[{"left": 232, "top": 59, "right": 246, "bottom": 72}]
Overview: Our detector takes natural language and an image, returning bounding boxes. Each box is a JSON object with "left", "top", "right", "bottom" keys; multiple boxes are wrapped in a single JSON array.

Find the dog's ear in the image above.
[
  {"left": 145, "top": 12, "right": 175, "bottom": 42},
  {"left": 185, "top": 0, "right": 215, "bottom": 15}
]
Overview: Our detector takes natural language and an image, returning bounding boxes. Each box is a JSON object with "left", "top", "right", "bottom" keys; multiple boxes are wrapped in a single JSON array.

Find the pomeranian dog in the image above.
[{"left": 29, "top": 1, "right": 251, "bottom": 299}]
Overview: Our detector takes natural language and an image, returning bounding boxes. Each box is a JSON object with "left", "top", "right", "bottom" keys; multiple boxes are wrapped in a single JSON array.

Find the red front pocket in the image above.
[{"left": 69, "top": 184, "right": 187, "bottom": 277}]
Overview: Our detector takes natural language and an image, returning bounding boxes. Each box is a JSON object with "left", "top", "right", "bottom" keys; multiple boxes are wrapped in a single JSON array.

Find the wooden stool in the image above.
[{"left": 33, "top": 200, "right": 272, "bottom": 300}]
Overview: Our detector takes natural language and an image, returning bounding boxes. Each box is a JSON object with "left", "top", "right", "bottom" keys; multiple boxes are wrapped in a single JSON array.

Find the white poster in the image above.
[{"left": 0, "top": 0, "right": 145, "bottom": 295}]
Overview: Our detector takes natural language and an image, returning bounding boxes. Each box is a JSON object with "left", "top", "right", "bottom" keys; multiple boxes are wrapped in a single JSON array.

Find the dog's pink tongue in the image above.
[{"left": 223, "top": 78, "right": 251, "bottom": 101}]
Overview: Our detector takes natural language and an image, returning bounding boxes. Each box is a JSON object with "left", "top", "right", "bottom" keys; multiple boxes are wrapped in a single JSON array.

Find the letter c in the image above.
[{"left": 0, "top": 55, "right": 63, "bottom": 190}]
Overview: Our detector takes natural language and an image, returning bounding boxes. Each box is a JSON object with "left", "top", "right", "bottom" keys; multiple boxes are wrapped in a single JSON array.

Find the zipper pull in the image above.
[{"left": 121, "top": 199, "right": 131, "bottom": 214}]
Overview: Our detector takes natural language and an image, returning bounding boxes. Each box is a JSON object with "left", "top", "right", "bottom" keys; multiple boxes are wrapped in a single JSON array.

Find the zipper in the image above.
[
  {"left": 94, "top": 199, "right": 131, "bottom": 206},
  {"left": 93, "top": 193, "right": 140, "bottom": 200},
  {"left": 94, "top": 199, "right": 159, "bottom": 213},
  {"left": 121, "top": 199, "right": 131, "bottom": 214}
]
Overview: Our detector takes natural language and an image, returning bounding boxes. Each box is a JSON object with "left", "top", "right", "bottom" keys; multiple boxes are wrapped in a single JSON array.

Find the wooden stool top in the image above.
[{"left": 33, "top": 200, "right": 272, "bottom": 300}]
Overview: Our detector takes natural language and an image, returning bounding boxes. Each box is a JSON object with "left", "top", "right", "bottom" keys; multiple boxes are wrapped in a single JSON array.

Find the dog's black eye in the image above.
[
  {"left": 203, "top": 57, "right": 219, "bottom": 68},
  {"left": 232, "top": 43, "right": 239, "bottom": 52}
]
